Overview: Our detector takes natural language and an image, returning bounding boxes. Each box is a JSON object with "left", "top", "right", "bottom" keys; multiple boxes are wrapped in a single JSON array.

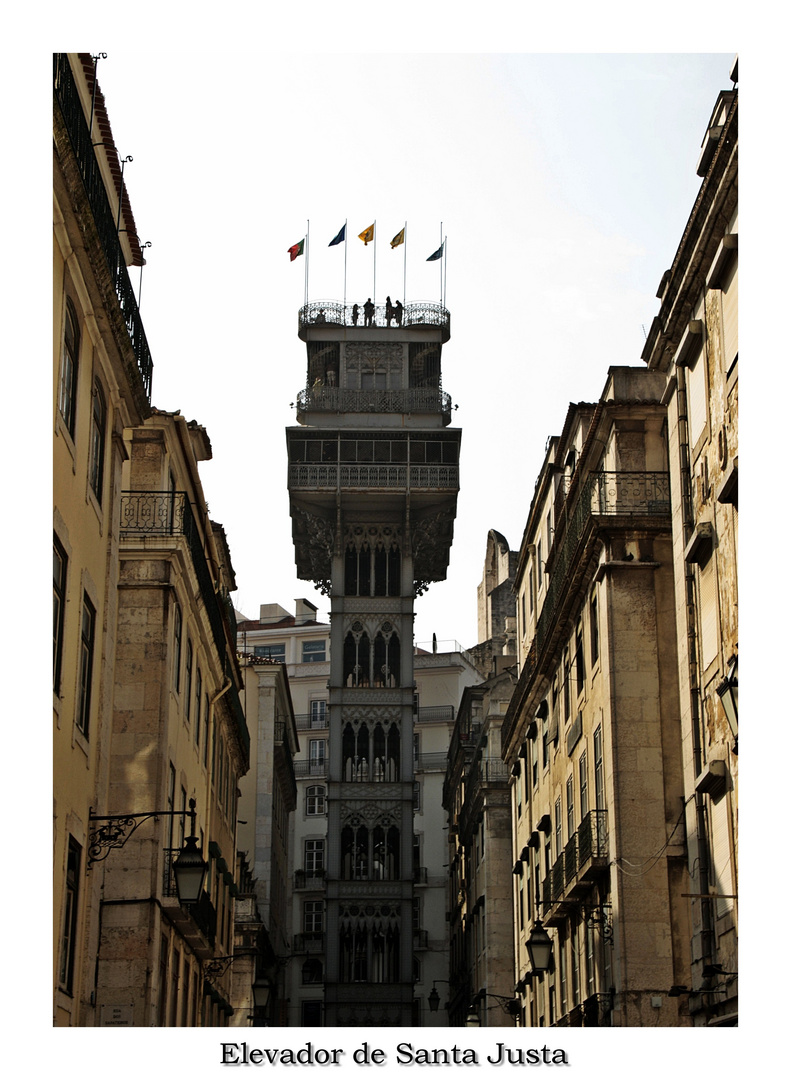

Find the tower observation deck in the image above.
[{"left": 286, "top": 298, "right": 461, "bottom": 1026}]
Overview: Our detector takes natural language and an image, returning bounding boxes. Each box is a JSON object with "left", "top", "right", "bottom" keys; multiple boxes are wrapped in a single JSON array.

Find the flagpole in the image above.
[
  {"left": 305, "top": 219, "right": 310, "bottom": 309},
  {"left": 439, "top": 222, "right": 443, "bottom": 307},
  {"left": 343, "top": 218, "right": 348, "bottom": 321},
  {"left": 373, "top": 219, "right": 377, "bottom": 314},
  {"left": 402, "top": 221, "right": 407, "bottom": 311},
  {"left": 443, "top": 235, "right": 448, "bottom": 310}
]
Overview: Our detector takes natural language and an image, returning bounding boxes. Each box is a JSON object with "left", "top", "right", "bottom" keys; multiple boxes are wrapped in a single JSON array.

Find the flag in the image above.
[
  {"left": 358, "top": 223, "right": 374, "bottom": 245},
  {"left": 288, "top": 239, "right": 305, "bottom": 262},
  {"left": 426, "top": 241, "right": 444, "bottom": 262},
  {"left": 329, "top": 224, "right": 346, "bottom": 247},
  {"left": 390, "top": 227, "right": 405, "bottom": 249}
]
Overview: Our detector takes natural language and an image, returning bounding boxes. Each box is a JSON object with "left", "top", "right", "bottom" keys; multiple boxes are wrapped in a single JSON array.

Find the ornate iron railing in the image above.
[
  {"left": 293, "top": 933, "right": 325, "bottom": 953},
  {"left": 415, "top": 705, "right": 455, "bottom": 724},
  {"left": 299, "top": 300, "right": 450, "bottom": 334},
  {"left": 414, "top": 752, "right": 448, "bottom": 773},
  {"left": 577, "top": 809, "right": 608, "bottom": 866},
  {"left": 295, "top": 713, "right": 329, "bottom": 731},
  {"left": 294, "top": 870, "right": 326, "bottom": 890},
  {"left": 294, "top": 759, "right": 328, "bottom": 778},
  {"left": 53, "top": 54, "right": 153, "bottom": 402},
  {"left": 296, "top": 386, "right": 452, "bottom": 418},
  {"left": 288, "top": 464, "right": 459, "bottom": 492}
]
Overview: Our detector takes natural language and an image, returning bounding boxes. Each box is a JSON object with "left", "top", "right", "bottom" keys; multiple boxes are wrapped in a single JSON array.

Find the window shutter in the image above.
[
  {"left": 698, "top": 558, "right": 718, "bottom": 669},
  {"left": 687, "top": 352, "right": 708, "bottom": 446},
  {"left": 710, "top": 795, "right": 735, "bottom": 917}
]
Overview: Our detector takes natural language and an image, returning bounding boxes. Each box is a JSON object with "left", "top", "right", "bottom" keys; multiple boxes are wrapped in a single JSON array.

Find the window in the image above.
[
  {"left": 195, "top": 668, "right": 202, "bottom": 745},
  {"left": 310, "top": 700, "right": 327, "bottom": 727},
  {"left": 88, "top": 379, "right": 107, "bottom": 502},
  {"left": 593, "top": 726, "right": 605, "bottom": 810},
  {"left": 537, "top": 541, "right": 543, "bottom": 589},
  {"left": 566, "top": 776, "right": 575, "bottom": 839},
  {"left": 306, "top": 785, "right": 325, "bottom": 816},
  {"left": 303, "top": 900, "right": 323, "bottom": 935},
  {"left": 185, "top": 640, "right": 193, "bottom": 722},
  {"left": 574, "top": 620, "right": 585, "bottom": 694},
  {"left": 309, "top": 740, "right": 326, "bottom": 774},
  {"left": 589, "top": 595, "right": 599, "bottom": 667},
  {"left": 254, "top": 642, "right": 285, "bottom": 661},
  {"left": 76, "top": 594, "right": 96, "bottom": 736},
  {"left": 173, "top": 603, "right": 182, "bottom": 692},
  {"left": 305, "top": 839, "right": 325, "bottom": 874},
  {"left": 59, "top": 837, "right": 81, "bottom": 992},
  {"left": 579, "top": 751, "right": 589, "bottom": 819},
  {"left": 203, "top": 693, "right": 210, "bottom": 766},
  {"left": 302, "top": 640, "right": 327, "bottom": 663},
  {"left": 554, "top": 796, "right": 562, "bottom": 857},
  {"left": 53, "top": 536, "right": 67, "bottom": 693},
  {"left": 302, "top": 959, "right": 323, "bottom": 984},
  {"left": 413, "top": 781, "right": 421, "bottom": 812},
  {"left": 58, "top": 297, "right": 80, "bottom": 436},
  {"left": 301, "top": 1000, "right": 322, "bottom": 1025}
]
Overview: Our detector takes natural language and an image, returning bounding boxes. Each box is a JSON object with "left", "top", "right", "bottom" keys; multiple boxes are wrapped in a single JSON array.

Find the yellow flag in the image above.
[
  {"left": 358, "top": 223, "right": 374, "bottom": 245},
  {"left": 390, "top": 227, "right": 405, "bottom": 249}
]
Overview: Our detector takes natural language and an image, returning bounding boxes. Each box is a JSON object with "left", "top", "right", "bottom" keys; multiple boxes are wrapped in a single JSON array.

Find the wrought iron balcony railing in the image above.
[
  {"left": 53, "top": 54, "right": 153, "bottom": 403},
  {"left": 294, "top": 759, "right": 328, "bottom": 778},
  {"left": 414, "top": 752, "right": 448, "bottom": 773},
  {"left": 287, "top": 463, "right": 459, "bottom": 492},
  {"left": 296, "top": 386, "right": 452, "bottom": 419},
  {"left": 295, "top": 713, "right": 329, "bottom": 731},
  {"left": 541, "top": 810, "right": 609, "bottom": 913},
  {"left": 294, "top": 870, "right": 326, "bottom": 890},
  {"left": 299, "top": 300, "right": 450, "bottom": 337},
  {"left": 293, "top": 933, "right": 325, "bottom": 953},
  {"left": 415, "top": 705, "right": 455, "bottom": 724}
]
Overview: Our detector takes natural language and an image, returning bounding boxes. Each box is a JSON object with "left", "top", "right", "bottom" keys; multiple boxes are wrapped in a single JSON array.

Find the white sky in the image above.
[{"left": 94, "top": 51, "right": 732, "bottom": 649}]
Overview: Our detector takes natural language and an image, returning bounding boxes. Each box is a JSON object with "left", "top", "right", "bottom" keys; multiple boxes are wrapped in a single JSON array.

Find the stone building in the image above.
[
  {"left": 443, "top": 531, "right": 518, "bottom": 1026},
  {"left": 501, "top": 367, "right": 692, "bottom": 1027},
  {"left": 53, "top": 52, "right": 152, "bottom": 1026},
  {"left": 641, "top": 60, "right": 738, "bottom": 1026},
  {"left": 236, "top": 655, "right": 299, "bottom": 1024},
  {"left": 94, "top": 409, "right": 249, "bottom": 1026},
  {"left": 285, "top": 296, "right": 461, "bottom": 1025}
]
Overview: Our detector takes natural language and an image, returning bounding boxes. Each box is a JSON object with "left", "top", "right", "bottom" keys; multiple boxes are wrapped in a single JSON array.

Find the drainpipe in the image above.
[{"left": 673, "top": 363, "right": 715, "bottom": 993}]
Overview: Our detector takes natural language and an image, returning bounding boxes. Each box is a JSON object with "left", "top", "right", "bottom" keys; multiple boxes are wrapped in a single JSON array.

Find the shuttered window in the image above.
[
  {"left": 710, "top": 796, "right": 735, "bottom": 917},
  {"left": 698, "top": 557, "right": 719, "bottom": 669},
  {"left": 721, "top": 259, "right": 738, "bottom": 372},
  {"left": 687, "top": 350, "right": 708, "bottom": 446}
]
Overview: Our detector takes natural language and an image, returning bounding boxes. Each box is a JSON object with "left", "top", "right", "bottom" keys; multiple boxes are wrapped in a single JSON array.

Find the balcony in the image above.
[
  {"left": 296, "top": 386, "right": 452, "bottom": 424},
  {"left": 295, "top": 713, "right": 329, "bottom": 732},
  {"left": 415, "top": 705, "right": 455, "bottom": 724},
  {"left": 53, "top": 54, "right": 153, "bottom": 404},
  {"left": 293, "top": 933, "right": 325, "bottom": 953},
  {"left": 288, "top": 463, "right": 459, "bottom": 493},
  {"left": 413, "top": 866, "right": 428, "bottom": 885},
  {"left": 298, "top": 300, "right": 450, "bottom": 342},
  {"left": 541, "top": 811, "right": 609, "bottom": 923},
  {"left": 414, "top": 752, "right": 448, "bottom": 773},
  {"left": 294, "top": 870, "right": 326, "bottom": 891},
  {"left": 294, "top": 759, "right": 328, "bottom": 779}
]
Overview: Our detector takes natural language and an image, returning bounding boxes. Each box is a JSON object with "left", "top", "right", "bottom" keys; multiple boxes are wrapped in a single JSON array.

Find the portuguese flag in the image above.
[{"left": 288, "top": 239, "right": 305, "bottom": 262}]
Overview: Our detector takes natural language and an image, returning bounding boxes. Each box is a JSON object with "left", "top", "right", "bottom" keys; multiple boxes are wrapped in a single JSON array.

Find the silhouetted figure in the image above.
[
  {"left": 363, "top": 298, "right": 374, "bottom": 327},
  {"left": 394, "top": 300, "right": 403, "bottom": 327},
  {"left": 385, "top": 296, "right": 394, "bottom": 326},
  {"left": 351, "top": 303, "right": 360, "bottom": 326}
]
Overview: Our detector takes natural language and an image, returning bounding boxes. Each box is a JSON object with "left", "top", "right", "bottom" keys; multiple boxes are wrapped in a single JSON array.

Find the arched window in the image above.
[
  {"left": 59, "top": 298, "right": 80, "bottom": 436},
  {"left": 88, "top": 379, "right": 107, "bottom": 502},
  {"left": 306, "top": 785, "right": 325, "bottom": 815}
]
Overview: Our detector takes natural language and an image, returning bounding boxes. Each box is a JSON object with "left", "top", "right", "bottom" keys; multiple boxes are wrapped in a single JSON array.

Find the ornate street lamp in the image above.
[
  {"left": 716, "top": 654, "right": 738, "bottom": 743},
  {"left": 464, "top": 1007, "right": 480, "bottom": 1027},
  {"left": 526, "top": 920, "right": 553, "bottom": 973},
  {"left": 172, "top": 834, "right": 207, "bottom": 904}
]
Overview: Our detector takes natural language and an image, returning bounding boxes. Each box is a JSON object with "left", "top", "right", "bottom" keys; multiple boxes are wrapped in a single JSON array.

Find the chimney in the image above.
[{"left": 295, "top": 598, "right": 318, "bottom": 626}]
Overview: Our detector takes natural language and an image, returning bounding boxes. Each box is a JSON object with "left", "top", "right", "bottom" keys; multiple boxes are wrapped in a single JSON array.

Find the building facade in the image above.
[
  {"left": 642, "top": 63, "right": 738, "bottom": 1026},
  {"left": 236, "top": 656, "right": 299, "bottom": 1024},
  {"left": 53, "top": 52, "right": 153, "bottom": 1026},
  {"left": 502, "top": 367, "right": 692, "bottom": 1027},
  {"left": 94, "top": 409, "right": 249, "bottom": 1026},
  {"left": 285, "top": 298, "right": 460, "bottom": 1025},
  {"left": 54, "top": 54, "right": 251, "bottom": 1026}
]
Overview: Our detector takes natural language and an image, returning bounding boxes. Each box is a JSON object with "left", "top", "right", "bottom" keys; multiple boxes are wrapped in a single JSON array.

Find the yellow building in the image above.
[
  {"left": 53, "top": 52, "right": 152, "bottom": 1026},
  {"left": 54, "top": 54, "right": 249, "bottom": 1026}
]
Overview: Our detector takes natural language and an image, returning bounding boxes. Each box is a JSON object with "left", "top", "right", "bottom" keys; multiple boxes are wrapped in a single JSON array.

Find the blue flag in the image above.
[
  {"left": 329, "top": 224, "right": 346, "bottom": 247},
  {"left": 426, "top": 241, "right": 444, "bottom": 262}
]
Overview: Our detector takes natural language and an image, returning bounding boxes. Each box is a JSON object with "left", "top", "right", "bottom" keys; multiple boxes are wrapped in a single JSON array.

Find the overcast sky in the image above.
[{"left": 91, "top": 51, "right": 733, "bottom": 650}]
